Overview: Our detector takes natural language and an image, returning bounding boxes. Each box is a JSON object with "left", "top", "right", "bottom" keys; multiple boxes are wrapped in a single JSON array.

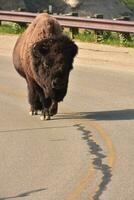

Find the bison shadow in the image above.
[
  {"left": 81, "top": 109, "right": 134, "bottom": 121},
  {"left": 0, "top": 188, "right": 47, "bottom": 200},
  {"left": 57, "top": 109, "right": 134, "bottom": 121}
]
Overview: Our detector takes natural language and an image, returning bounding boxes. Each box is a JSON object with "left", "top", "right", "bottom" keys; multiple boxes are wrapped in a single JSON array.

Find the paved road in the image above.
[{"left": 0, "top": 36, "right": 134, "bottom": 200}]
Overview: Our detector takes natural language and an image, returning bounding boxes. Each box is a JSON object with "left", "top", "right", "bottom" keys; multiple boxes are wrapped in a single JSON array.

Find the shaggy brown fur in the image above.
[{"left": 13, "top": 13, "right": 78, "bottom": 120}]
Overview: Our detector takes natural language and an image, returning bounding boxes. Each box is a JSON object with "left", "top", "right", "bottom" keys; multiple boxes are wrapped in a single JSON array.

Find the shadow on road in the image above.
[
  {"left": 0, "top": 125, "right": 72, "bottom": 133},
  {"left": 57, "top": 109, "right": 134, "bottom": 121},
  {"left": 0, "top": 188, "right": 47, "bottom": 200},
  {"left": 81, "top": 109, "right": 134, "bottom": 121}
]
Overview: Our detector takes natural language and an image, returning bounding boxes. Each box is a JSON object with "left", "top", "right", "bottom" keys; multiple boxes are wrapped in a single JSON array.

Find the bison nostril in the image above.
[{"left": 52, "top": 78, "right": 67, "bottom": 89}]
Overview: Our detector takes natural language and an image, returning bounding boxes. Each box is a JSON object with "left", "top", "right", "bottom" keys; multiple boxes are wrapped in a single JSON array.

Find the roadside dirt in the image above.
[{"left": 0, "top": 35, "right": 18, "bottom": 56}]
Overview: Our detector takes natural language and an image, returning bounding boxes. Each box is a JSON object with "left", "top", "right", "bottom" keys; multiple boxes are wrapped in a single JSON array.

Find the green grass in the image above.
[
  {"left": 0, "top": 23, "right": 26, "bottom": 34},
  {"left": 0, "top": 24, "right": 134, "bottom": 48},
  {"left": 64, "top": 30, "right": 134, "bottom": 48},
  {"left": 120, "top": 0, "right": 134, "bottom": 7}
]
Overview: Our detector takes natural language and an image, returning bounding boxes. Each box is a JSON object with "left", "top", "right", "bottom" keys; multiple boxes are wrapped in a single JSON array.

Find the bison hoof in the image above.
[
  {"left": 40, "top": 115, "right": 50, "bottom": 121},
  {"left": 29, "top": 110, "right": 38, "bottom": 116},
  {"left": 40, "top": 115, "right": 45, "bottom": 121},
  {"left": 29, "top": 111, "right": 34, "bottom": 116},
  {"left": 45, "top": 115, "right": 50, "bottom": 120}
]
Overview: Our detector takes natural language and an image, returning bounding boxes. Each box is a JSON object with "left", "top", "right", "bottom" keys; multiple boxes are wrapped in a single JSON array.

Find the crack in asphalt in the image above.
[{"left": 74, "top": 124, "right": 112, "bottom": 200}]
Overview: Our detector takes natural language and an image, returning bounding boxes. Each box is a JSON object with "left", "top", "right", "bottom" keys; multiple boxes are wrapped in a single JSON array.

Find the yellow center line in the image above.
[
  {"left": 87, "top": 120, "right": 116, "bottom": 168},
  {"left": 65, "top": 164, "right": 95, "bottom": 200}
]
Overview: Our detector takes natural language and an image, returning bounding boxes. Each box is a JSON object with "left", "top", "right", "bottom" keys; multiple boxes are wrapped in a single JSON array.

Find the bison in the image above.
[{"left": 13, "top": 13, "right": 78, "bottom": 120}]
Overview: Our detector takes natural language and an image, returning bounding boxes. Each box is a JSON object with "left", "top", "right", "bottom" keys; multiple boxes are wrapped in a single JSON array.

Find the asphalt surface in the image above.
[{"left": 0, "top": 35, "right": 134, "bottom": 200}]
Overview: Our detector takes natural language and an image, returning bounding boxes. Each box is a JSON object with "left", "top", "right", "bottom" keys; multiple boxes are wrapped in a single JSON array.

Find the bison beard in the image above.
[{"left": 13, "top": 13, "right": 78, "bottom": 120}]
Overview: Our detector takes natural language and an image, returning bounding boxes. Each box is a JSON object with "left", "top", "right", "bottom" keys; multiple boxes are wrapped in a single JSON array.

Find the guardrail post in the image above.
[
  {"left": 72, "top": 12, "right": 79, "bottom": 38},
  {"left": 92, "top": 14, "right": 104, "bottom": 42},
  {"left": 17, "top": 8, "right": 26, "bottom": 12},
  {"left": 66, "top": 12, "right": 79, "bottom": 38},
  {"left": 17, "top": 8, "right": 28, "bottom": 28},
  {"left": 114, "top": 16, "right": 131, "bottom": 41},
  {"left": 48, "top": 0, "right": 53, "bottom": 14},
  {"left": 0, "top": 7, "right": 2, "bottom": 26},
  {"left": 18, "top": 22, "right": 27, "bottom": 28},
  {"left": 38, "top": 9, "right": 48, "bottom": 13}
]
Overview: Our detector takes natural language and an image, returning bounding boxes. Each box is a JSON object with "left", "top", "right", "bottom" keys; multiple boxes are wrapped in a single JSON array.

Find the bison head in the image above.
[{"left": 32, "top": 35, "right": 78, "bottom": 100}]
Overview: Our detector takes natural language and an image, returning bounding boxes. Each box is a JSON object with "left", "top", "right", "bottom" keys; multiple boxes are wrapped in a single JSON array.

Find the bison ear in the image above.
[{"left": 32, "top": 42, "right": 49, "bottom": 58}]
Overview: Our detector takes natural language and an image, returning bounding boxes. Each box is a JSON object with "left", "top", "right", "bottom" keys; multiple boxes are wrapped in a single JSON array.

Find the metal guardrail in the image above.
[{"left": 0, "top": 10, "right": 134, "bottom": 33}]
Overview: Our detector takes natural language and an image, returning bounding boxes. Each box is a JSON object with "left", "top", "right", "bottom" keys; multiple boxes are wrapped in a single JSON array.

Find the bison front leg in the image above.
[
  {"left": 40, "top": 109, "right": 50, "bottom": 121},
  {"left": 40, "top": 99, "right": 57, "bottom": 120},
  {"left": 40, "top": 97, "right": 52, "bottom": 121},
  {"left": 27, "top": 78, "right": 43, "bottom": 116}
]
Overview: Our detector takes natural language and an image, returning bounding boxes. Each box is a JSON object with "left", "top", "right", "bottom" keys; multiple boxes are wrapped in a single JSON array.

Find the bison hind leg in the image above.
[{"left": 49, "top": 101, "right": 58, "bottom": 116}]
